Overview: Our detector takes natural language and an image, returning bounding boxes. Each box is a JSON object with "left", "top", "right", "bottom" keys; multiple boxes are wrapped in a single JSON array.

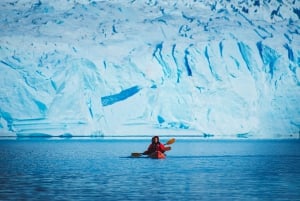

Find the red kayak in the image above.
[{"left": 149, "top": 151, "right": 166, "bottom": 159}]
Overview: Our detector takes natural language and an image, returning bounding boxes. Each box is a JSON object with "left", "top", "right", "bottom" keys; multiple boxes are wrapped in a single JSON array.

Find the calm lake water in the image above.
[{"left": 0, "top": 138, "right": 299, "bottom": 201}]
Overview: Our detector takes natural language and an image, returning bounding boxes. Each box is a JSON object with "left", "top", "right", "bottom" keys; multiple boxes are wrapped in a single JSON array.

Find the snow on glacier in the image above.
[{"left": 0, "top": 0, "right": 299, "bottom": 138}]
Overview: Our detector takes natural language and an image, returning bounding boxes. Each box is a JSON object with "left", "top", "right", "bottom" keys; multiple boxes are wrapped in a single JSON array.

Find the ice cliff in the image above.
[{"left": 0, "top": 0, "right": 299, "bottom": 138}]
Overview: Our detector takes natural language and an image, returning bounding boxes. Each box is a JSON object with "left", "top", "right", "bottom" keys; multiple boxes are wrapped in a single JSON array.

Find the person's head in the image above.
[{"left": 152, "top": 136, "right": 159, "bottom": 144}]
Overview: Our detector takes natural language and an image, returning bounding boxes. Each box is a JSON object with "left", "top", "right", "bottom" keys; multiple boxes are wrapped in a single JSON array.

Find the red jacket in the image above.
[{"left": 143, "top": 143, "right": 165, "bottom": 155}]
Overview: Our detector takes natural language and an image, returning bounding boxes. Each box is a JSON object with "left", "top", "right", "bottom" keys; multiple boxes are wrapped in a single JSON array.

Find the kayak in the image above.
[
  {"left": 149, "top": 151, "right": 166, "bottom": 159},
  {"left": 130, "top": 151, "right": 166, "bottom": 159},
  {"left": 131, "top": 146, "right": 171, "bottom": 159}
]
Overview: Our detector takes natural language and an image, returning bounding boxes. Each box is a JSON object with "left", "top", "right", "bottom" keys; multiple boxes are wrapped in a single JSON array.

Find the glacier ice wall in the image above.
[{"left": 0, "top": 0, "right": 299, "bottom": 138}]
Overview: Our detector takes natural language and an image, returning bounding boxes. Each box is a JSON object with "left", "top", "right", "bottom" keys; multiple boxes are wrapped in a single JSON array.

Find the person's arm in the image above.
[
  {"left": 143, "top": 144, "right": 152, "bottom": 155},
  {"left": 159, "top": 143, "right": 166, "bottom": 153}
]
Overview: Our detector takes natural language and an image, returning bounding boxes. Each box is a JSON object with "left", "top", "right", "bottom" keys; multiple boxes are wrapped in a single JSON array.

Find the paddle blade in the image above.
[
  {"left": 165, "top": 138, "right": 175, "bottom": 145},
  {"left": 131, "top": 153, "right": 142, "bottom": 157}
]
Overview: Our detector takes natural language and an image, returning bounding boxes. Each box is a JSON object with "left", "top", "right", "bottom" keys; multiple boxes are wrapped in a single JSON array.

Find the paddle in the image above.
[{"left": 131, "top": 138, "right": 175, "bottom": 157}]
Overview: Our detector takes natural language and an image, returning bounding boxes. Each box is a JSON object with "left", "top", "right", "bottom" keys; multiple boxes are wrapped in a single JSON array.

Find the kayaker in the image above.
[{"left": 143, "top": 136, "right": 165, "bottom": 155}]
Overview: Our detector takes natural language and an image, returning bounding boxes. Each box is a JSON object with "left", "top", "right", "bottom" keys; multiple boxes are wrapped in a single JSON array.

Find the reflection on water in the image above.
[{"left": 0, "top": 139, "right": 299, "bottom": 200}]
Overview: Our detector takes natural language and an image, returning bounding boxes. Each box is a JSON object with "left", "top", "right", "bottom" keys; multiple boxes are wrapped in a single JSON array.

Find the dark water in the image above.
[{"left": 0, "top": 138, "right": 299, "bottom": 201}]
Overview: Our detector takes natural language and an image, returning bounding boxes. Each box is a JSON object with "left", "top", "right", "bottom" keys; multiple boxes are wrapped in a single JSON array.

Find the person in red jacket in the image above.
[{"left": 143, "top": 136, "right": 165, "bottom": 155}]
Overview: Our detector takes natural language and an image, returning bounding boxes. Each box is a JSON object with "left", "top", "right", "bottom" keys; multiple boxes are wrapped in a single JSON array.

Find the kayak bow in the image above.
[{"left": 149, "top": 151, "right": 166, "bottom": 159}]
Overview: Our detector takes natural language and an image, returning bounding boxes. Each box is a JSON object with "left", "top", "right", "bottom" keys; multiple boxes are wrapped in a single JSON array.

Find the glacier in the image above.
[{"left": 0, "top": 0, "right": 299, "bottom": 138}]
